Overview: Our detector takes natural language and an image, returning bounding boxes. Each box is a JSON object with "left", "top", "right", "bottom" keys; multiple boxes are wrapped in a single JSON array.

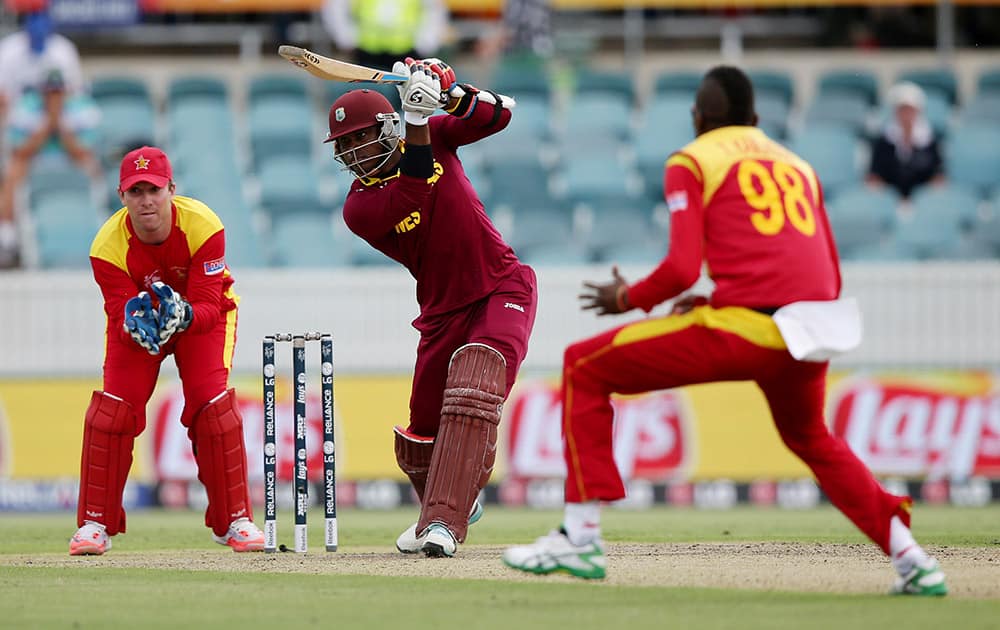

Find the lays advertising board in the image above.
[
  {"left": 1, "top": 371, "right": 998, "bottom": 500},
  {"left": 828, "top": 375, "right": 1000, "bottom": 480}
]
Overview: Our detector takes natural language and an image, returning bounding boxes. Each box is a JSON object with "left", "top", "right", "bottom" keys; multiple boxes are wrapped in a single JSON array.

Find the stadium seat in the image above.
[
  {"left": 896, "top": 185, "right": 980, "bottom": 258},
  {"left": 747, "top": 69, "right": 795, "bottom": 107},
  {"left": 248, "top": 97, "right": 315, "bottom": 163},
  {"left": 652, "top": 70, "right": 703, "bottom": 100},
  {"left": 492, "top": 61, "right": 551, "bottom": 99},
  {"left": 975, "top": 67, "right": 1000, "bottom": 98},
  {"left": 755, "top": 92, "right": 791, "bottom": 139},
  {"left": 959, "top": 93, "right": 1000, "bottom": 125},
  {"left": 805, "top": 94, "right": 871, "bottom": 137},
  {"left": 575, "top": 68, "right": 636, "bottom": 105},
  {"left": 634, "top": 97, "right": 695, "bottom": 194},
  {"left": 270, "top": 213, "right": 350, "bottom": 268},
  {"left": 167, "top": 75, "right": 228, "bottom": 105},
  {"left": 825, "top": 185, "right": 899, "bottom": 256},
  {"left": 789, "top": 124, "right": 860, "bottom": 199},
  {"left": 216, "top": 203, "right": 266, "bottom": 270},
  {"left": 559, "top": 155, "right": 638, "bottom": 204},
  {"left": 909, "top": 184, "right": 981, "bottom": 229},
  {"left": 487, "top": 157, "right": 555, "bottom": 208},
  {"left": 507, "top": 204, "right": 574, "bottom": 255},
  {"left": 97, "top": 99, "right": 156, "bottom": 157},
  {"left": 248, "top": 73, "right": 309, "bottom": 103},
  {"left": 969, "top": 195, "right": 1000, "bottom": 256},
  {"left": 580, "top": 198, "right": 653, "bottom": 258},
  {"left": 168, "top": 100, "right": 234, "bottom": 146},
  {"left": 923, "top": 92, "right": 954, "bottom": 138},
  {"left": 559, "top": 93, "right": 633, "bottom": 151},
  {"left": 31, "top": 192, "right": 102, "bottom": 269},
  {"left": 896, "top": 68, "right": 959, "bottom": 105},
  {"left": 28, "top": 164, "right": 92, "bottom": 204},
  {"left": 816, "top": 69, "right": 879, "bottom": 106},
  {"left": 90, "top": 76, "right": 151, "bottom": 102},
  {"left": 256, "top": 155, "right": 325, "bottom": 215},
  {"left": 946, "top": 123, "right": 1000, "bottom": 195},
  {"left": 480, "top": 94, "right": 553, "bottom": 159},
  {"left": 500, "top": 93, "right": 551, "bottom": 138}
]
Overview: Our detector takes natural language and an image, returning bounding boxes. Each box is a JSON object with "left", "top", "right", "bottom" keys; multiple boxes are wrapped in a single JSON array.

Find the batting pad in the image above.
[
  {"left": 418, "top": 344, "right": 506, "bottom": 542},
  {"left": 78, "top": 391, "right": 137, "bottom": 536},
  {"left": 192, "top": 389, "right": 253, "bottom": 537}
]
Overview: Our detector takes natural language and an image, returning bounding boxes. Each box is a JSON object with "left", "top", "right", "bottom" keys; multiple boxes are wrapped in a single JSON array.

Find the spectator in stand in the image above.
[
  {"left": 320, "top": 0, "right": 448, "bottom": 72},
  {"left": 0, "top": 68, "right": 99, "bottom": 268},
  {"left": 867, "top": 81, "right": 945, "bottom": 199},
  {"left": 0, "top": 7, "right": 84, "bottom": 124},
  {"left": 475, "top": 0, "right": 553, "bottom": 65}
]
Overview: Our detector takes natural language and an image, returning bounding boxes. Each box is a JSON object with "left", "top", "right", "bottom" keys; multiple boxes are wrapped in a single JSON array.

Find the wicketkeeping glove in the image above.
[
  {"left": 123, "top": 292, "right": 161, "bottom": 355},
  {"left": 151, "top": 281, "right": 192, "bottom": 345}
]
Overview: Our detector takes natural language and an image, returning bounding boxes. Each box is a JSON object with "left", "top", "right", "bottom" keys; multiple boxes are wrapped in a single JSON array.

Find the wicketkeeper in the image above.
[
  {"left": 70, "top": 146, "right": 265, "bottom": 555},
  {"left": 323, "top": 57, "right": 537, "bottom": 556}
]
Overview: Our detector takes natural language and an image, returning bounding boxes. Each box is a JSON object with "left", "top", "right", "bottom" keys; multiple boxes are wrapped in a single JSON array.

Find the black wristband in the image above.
[
  {"left": 483, "top": 90, "right": 504, "bottom": 128},
  {"left": 399, "top": 143, "right": 434, "bottom": 179}
]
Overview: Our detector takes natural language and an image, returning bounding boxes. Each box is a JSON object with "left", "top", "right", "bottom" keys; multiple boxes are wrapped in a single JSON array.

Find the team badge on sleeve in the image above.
[
  {"left": 203, "top": 257, "right": 226, "bottom": 275},
  {"left": 666, "top": 191, "right": 689, "bottom": 213}
]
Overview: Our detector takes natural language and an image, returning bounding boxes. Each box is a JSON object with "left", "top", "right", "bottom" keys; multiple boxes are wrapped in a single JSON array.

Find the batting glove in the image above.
[
  {"left": 151, "top": 281, "right": 192, "bottom": 345},
  {"left": 123, "top": 292, "right": 161, "bottom": 355},
  {"left": 419, "top": 57, "right": 456, "bottom": 92},
  {"left": 396, "top": 58, "right": 446, "bottom": 125}
]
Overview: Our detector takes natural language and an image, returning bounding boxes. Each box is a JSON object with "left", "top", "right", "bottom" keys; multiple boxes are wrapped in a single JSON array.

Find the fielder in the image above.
[
  {"left": 324, "top": 58, "right": 536, "bottom": 556},
  {"left": 503, "top": 66, "right": 947, "bottom": 596},
  {"left": 70, "top": 146, "right": 265, "bottom": 555}
]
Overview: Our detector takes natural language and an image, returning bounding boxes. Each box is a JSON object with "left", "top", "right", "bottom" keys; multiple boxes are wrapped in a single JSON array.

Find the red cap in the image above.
[{"left": 119, "top": 146, "right": 172, "bottom": 191}]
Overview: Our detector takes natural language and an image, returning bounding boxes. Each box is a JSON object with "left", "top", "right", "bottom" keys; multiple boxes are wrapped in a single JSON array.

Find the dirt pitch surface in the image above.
[{"left": 6, "top": 543, "right": 999, "bottom": 598}]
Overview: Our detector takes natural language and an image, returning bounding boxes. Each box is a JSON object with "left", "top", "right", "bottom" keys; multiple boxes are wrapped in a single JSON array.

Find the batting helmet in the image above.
[
  {"left": 325, "top": 89, "right": 401, "bottom": 179},
  {"left": 325, "top": 89, "right": 398, "bottom": 144}
]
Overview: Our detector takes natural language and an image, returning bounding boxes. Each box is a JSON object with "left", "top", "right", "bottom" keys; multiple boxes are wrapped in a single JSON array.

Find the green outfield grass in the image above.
[{"left": 1, "top": 505, "right": 998, "bottom": 629}]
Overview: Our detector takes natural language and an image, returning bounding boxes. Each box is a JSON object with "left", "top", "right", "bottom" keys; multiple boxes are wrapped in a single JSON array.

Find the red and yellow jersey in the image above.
[
  {"left": 628, "top": 126, "right": 841, "bottom": 311},
  {"left": 90, "top": 195, "right": 238, "bottom": 341}
]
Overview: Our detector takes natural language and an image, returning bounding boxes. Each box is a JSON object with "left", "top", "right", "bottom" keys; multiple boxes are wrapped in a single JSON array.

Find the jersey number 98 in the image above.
[{"left": 737, "top": 159, "right": 816, "bottom": 238}]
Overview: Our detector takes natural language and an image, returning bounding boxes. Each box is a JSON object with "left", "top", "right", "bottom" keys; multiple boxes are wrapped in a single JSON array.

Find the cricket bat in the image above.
[{"left": 278, "top": 45, "right": 408, "bottom": 84}]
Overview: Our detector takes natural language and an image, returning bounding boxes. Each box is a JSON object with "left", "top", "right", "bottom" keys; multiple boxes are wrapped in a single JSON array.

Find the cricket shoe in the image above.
[
  {"left": 69, "top": 521, "right": 111, "bottom": 556},
  {"left": 891, "top": 558, "right": 948, "bottom": 596},
  {"left": 396, "top": 499, "right": 483, "bottom": 554},
  {"left": 502, "top": 528, "right": 606, "bottom": 580},
  {"left": 420, "top": 523, "right": 458, "bottom": 558},
  {"left": 212, "top": 517, "right": 265, "bottom": 552}
]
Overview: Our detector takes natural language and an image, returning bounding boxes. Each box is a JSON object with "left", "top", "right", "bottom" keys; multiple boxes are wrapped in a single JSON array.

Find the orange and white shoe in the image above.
[
  {"left": 69, "top": 521, "right": 111, "bottom": 556},
  {"left": 212, "top": 517, "right": 265, "bottom": 552}
]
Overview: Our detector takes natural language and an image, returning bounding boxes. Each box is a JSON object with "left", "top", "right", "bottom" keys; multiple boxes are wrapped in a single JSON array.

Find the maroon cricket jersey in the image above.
[{"left": 342, "top": 104, "right": 521, "bottom": 320}]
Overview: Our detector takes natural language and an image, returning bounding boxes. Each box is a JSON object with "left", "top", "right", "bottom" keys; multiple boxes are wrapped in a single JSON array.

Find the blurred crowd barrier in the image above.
[{"left": 2, "top": 262, "right": 1000, "bottom": 377}]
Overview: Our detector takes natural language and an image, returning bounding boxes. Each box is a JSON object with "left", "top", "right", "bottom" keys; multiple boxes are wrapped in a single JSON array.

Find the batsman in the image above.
[
  {"left": 323, "top": 57, "right": 537, "bottom": 556},
  {"left": 70, "top": 146, "right": 265, "bottom": 555}
]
